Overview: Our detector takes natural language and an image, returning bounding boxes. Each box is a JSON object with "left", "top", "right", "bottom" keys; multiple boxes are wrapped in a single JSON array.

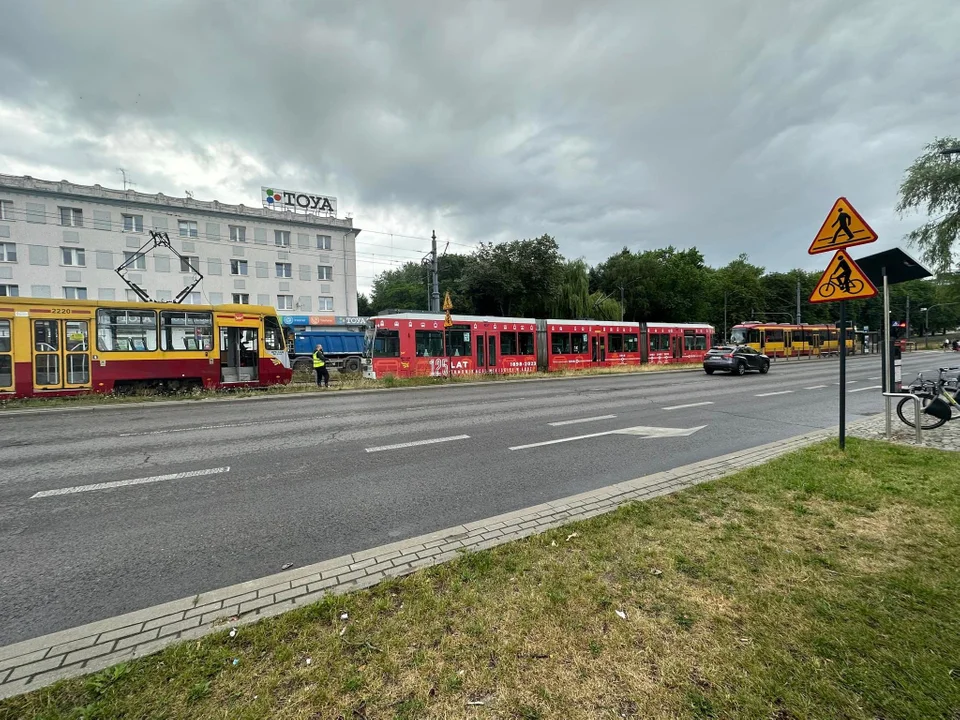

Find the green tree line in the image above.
[{"left": 358, "top": 235, "right": 960, "bottom": 340}]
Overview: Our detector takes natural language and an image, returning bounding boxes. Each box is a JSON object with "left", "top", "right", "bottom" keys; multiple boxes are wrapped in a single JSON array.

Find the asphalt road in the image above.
[{"left": 0, "top": 352, "right": 952, "bottom": 645}]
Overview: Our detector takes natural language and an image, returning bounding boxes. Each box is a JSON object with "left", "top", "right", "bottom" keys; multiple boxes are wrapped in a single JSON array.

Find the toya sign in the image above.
[{"left": 261, "top": 186, "right": 337, "bottom": 215}]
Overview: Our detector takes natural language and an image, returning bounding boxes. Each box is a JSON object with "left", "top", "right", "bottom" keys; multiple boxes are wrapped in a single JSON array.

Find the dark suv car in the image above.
[{"left": 703, "top": 345, "right": 770, "bottom": 376}]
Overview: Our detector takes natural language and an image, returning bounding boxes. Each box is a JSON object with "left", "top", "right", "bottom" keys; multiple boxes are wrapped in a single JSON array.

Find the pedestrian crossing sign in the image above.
[
  {"left": 809, "top": 249, "right": 878, "bottom": 303},
  {"left": 808, "top": 197, "right": 878, "bottom": 254}
]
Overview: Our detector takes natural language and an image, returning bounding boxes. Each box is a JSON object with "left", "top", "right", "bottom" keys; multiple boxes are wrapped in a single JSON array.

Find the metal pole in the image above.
[
  {"left": 905, "top": 294, "right": 910, "bottom": 346},
  {"left": 796, "top": 276, "right": 801, "bottom": 325},
  {"left": 620, "top": 284, "right": 625, "bottom": 323},
  {"left": 883, "top": 267, "right": 891, "bottom": 437},
  {"left": 430, "top": 230, "right": 440, "bottom": 313},
  {"left": 724, "top": 292, "right": 728, "bottom": 344},
  {"left": 839, "top": 300, "right": 847, "bottom": 451}
]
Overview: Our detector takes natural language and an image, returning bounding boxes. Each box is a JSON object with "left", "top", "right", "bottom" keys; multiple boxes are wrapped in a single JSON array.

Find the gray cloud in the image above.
[{"left": 0, "top": 0, "right": 957, "bottom": 291}]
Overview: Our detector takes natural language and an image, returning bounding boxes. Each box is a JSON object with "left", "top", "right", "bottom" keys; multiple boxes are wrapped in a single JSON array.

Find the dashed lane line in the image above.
[
  {"left": 805, "top": 385, "right": 829, "bottom": 390},
  {"left": 849, "top": 385, "right": 883, "bottom": 393},
  {"left": 31, "top": 467, "right": 231, "bottom": 499},
  {"left": 548, "top": 415, "right": 617, "bottom": 426},
  {"left": 364, "top": 435, "right": 471, "bottom": 453},
  {"left": 661, "top": 401, "right": 714, "bottom": 411},
  {"left": 755, "top": 390, "right": 794, "bottom": 397}
]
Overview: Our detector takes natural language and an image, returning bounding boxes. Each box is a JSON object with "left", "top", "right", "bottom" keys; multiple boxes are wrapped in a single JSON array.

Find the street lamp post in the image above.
[{"left": 920, "top": 302, "right": 960, "bottom": 336}]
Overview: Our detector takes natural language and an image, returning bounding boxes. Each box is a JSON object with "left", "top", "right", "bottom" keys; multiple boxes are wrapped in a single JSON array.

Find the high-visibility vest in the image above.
[{"left": 312, "top": 350, "right": 325, "bottom": 368}]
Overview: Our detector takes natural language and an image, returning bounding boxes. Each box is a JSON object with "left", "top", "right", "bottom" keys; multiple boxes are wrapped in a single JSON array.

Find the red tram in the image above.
[{"left": 362, "top": 313, "right": 713, "bottom": 378}]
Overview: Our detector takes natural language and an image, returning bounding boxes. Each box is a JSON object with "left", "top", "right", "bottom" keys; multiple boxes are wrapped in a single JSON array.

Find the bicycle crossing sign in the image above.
[
  {"left": 808, "top": 197, "right": 878, "bottom": 255},
  {"left": 809, "top": 249, "right": 878, "bottom": 303}
]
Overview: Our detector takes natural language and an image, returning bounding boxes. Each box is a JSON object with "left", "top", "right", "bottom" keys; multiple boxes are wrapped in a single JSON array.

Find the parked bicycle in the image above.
[{"left": 897, "top": 366, "right": 960, "bottom": 429}]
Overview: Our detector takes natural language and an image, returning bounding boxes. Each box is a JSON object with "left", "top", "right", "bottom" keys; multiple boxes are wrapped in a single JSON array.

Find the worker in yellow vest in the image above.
[{"left": 312, "top": 344, "right": 329, "bottom": 388}]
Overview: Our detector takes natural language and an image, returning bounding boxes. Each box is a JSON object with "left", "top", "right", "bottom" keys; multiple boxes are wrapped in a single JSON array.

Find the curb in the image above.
[{"left": 0, "top": 416, "right": 879, "bottom": 699}]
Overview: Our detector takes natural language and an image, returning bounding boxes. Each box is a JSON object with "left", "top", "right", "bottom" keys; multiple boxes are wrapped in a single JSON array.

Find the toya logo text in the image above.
[{"left": 261, "top": 186, "right": 336, "bottom": 214}]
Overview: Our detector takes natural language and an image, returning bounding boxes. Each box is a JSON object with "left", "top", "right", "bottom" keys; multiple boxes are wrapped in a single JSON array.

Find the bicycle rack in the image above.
[{"left": 883, "top": 392, "right": 922, "bottom": 444}]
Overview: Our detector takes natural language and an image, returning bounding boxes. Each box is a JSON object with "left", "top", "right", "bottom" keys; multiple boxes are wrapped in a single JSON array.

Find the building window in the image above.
[
  {"left": 317, "top": 234, "right": 332, "bottom": 250},
  {"left": 0, "top": 284, "right": 18, "bottom": 296},
  {"left": 317, "top": 265, "right": 333, "bottom": 281},
  {"left": 126, "top": 289, "right": 146, "bottom": 302},
  {"left": 232, "top": 293, "right": 250, "bottom": 305},
  {"left": 229, "top": 225, "right": 246, "bottom": 243},
  {"left": 275, "top": 262, "right": 292, "bottom": 278},
  {"left": 60, "top": 207, "right": 83, "bottom": 227},
  {"left": 0, "top": 200, "right": 11, "bottom": 221},
  {"left": 123, "top": 251, "right": 146, "bottom": 270},
  {"left": 180, "top": 256, "right": 199, "bottom": 273},
  {"left": 185, "top": 291, "right": 202, "bottom": 305},
  {"left": 61, "top": 247, "right": 86, "bottom": 266},
  {"left": 122, "top": 214, "right": 143, "bottom": 232},
  {"left": 318, "top": 296, "right": 334, "bottom": 312},
  {"left": 230, "top": 259, "right": 248, "bottom": 276},
  {"left": 178, "top": 220, "right": 198, "bottom": 238},
  {"left": 275, "top": 230, "right": 290, "bottom": 247},
  {"left": 63, "top": 286, "right": 88, "bottom": 300},
  {"left": 0, "top": 242, "right": 16, "bottom": 262},
  {"left": 277, "top": 294, "right": 293, "bottom": 310}
]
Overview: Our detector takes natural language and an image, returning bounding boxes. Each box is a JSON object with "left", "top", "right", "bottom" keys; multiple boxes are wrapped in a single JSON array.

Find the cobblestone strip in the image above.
[{"left": 0, "top": 418, "right": 876, "bottom": 699}]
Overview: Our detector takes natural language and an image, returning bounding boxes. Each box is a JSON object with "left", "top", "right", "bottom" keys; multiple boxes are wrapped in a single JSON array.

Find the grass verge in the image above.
[
  {"left": 0, "top": 363, "right": 702, "bottom": 411},
  {"left": 4, "top": 438, "right": 959, "bottom": 719}
]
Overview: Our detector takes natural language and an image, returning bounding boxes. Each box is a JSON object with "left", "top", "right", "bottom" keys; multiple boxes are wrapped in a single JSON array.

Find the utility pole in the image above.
[
  {"left": 905, "top": 294, "right": 910, "bottom": 344},
  {"left": 796, "top": 276, "right": 802, "bottom": 325},
  {"left": 430, "top": 230, "right": 440, "bottom": 313},
  {"left": 723, "top": 292, "right": 728, "bottom": 343},
  {"left": 619, "top": 284, "right": 625, "bottom": 322}
]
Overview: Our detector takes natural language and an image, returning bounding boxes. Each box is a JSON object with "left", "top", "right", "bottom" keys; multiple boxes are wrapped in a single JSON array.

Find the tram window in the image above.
[
  {"left": 518, "top": 332, "right": 535, "bottom": 355},
  {"left": 608, "top": 333, "right": 623, "bottom": 352},
  {"left": 766, "top": 329, "right": 784, "bottom": 343},
  {"left": 551, "top": 332, "right": 571, "bottom": 354},
  {"left": 500, "top": 332, "right": 517, "bottom": 355},
  {"left": 96, "top": 309, "right": 158, "bottom": 351},
  {"left": 373, "top": 329, "right": 400, "bottom": 357},
  {"left": 684, "top": 332, "right": 696, "bottom": 351},
  {"left": 650, "top": 333, "right": 669, "bottom": 352},
  {"left": 415, "top": 330, "right": 444, "bottom": 357},
  {"left": 572, "top": 333, "right": 588, "bottom": 354},
  {"left": 747, "top": 329, "right": 761, "bottom": 344},
  {"left": 624, "top": 333, "right": 639, "bottom": 352},
  {"left": 0, "top": 319, "right": 10, "bottom": 353},
  {"left": 160, "top": 311, "right": 214, "bottom": 351},
  {"left": 263, "top": 316, "right": 285, "bottom": 352},
  {"left": 34, "top": 320, "right": 59, "bottom": 352},
  {"left": 695, "top": 334, "right": 707, "bottom": 350},
  {"left": 0, "top": 355, "right": 10, "bottom": 387},
  {"left": 447, "top": 328, "right": 471, "bottom": 357}
]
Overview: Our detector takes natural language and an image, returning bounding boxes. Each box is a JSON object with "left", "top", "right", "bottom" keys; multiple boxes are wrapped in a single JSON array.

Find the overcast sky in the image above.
[{"left": 0, "top": 0, "right": 957, "bottom": 294}]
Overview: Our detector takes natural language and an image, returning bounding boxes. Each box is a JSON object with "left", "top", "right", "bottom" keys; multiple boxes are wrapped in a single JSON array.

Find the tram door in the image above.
[
  {"left": 592, "top": 335, "right": 606, "bottom": 364},
  {"left": 0, "top": 319, "right": 12, "bottom": 392},
  {"left": 488, "top": 335, "right": 497, "bottom": 370},
  {"left": 31, "top": 319, "right": 91, "bottom": 391},
  {"left": 475, "top": 333, "right": 486, "bottom": 373},
  {"left": 220, "top": 326, "right": 259, "bottom": 383}
]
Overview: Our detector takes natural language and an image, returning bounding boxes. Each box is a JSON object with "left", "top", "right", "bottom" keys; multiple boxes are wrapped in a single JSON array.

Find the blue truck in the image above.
[{"left": 287, "top": 330, "right": 366, "bottom": 373}]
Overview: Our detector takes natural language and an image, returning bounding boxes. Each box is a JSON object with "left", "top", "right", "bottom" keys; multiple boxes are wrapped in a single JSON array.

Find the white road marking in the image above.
[
  {"left": 849, "top": 385, "right": 883, "bottom": 393},
  {"left": 661, "top": 401, "right": 714, "bottom": 411},
  {"left": 868, "top": 376, "right": 881, "bottom": 380},
  {"left": 755, "top": 390, "right": 794, "bottom": 397},
  {"left": 510, "top": 425, "right": 705, "bottom": 450},
  {"left": 804, "top": 385, "right": 829, "bottom": 390},
  {"left": 119, "top": 417, "right": 330, "bottom": 437},
  {"left": 548, "top": 414, "right": 617, "bottom": 426},
  {"left": 365, "top": 435, "right": 471, "bottom": 453},
  {"left": 31, "top": 467, "right": 230, "bottom": 499}
]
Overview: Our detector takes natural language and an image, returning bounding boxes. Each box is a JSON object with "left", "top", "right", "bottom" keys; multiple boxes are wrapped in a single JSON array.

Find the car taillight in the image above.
[{"left": 722, "top": 354, "right": 733, "bottom": 358}]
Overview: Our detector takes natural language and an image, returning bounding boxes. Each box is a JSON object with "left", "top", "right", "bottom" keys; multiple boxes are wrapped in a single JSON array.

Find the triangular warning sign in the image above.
[
  {"left": 442, "top": 291, "right": 453, "bottom": 311},
  {"left": 808, "top": 197, "right": 878, "bottom": 254},
  {"left": 809, "top": 250, "right": 878, "bottom": 303}
]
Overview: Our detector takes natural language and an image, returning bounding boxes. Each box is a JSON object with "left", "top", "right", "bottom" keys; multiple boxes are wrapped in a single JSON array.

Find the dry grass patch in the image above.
[{"left": 3, "top": 439, "right": 959, "bottom": 719}]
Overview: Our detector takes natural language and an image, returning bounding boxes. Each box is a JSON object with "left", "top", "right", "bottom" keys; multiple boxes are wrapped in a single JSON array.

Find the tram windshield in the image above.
[
  {"left": 363, "top": 323, "right": 375, "bottom": 358},
  {"left": 730, "top": 327, "right": 760, "bottom": 344}
]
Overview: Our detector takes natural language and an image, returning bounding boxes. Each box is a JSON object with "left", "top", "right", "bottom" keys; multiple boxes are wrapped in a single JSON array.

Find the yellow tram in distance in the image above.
[{"left": 729, "top": 321, "right": 854, "bottom": 358}]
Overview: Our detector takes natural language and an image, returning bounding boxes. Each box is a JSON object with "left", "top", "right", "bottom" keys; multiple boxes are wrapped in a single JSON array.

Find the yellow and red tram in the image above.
[
  {"left": 729, "top": 321, "right": 854, "bottom": 358},
  {"left": 0, "top": 297, "right": 291, "bottom": 398}
]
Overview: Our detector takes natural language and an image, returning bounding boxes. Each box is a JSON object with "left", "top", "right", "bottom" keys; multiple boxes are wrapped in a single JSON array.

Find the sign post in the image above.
[
  {"left": 443, "top": 292, "right": 453, "bottom": 378},
  {"left": 808, "top": 198, "right": 878, "bottom": 450}
]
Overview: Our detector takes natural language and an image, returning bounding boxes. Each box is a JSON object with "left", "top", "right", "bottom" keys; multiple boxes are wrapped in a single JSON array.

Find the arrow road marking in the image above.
[
  {"left": 365, "top": 435, "right": 471, "bottom": 453},
  {"left": 31, "top": 467, "right": 231, "bottom": 499},
  {"left": 548, "top": 415, "right": 617, "bottom": 426},
  {"left": 509, "top": 425, "right": 705, "bottom": 451}
]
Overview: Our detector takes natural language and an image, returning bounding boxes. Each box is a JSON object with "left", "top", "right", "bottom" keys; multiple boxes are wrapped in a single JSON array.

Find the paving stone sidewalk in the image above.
[
  {"left": 850, "top": 405, "right": 960, "bottom": 452},
  {"left": 0, "top": 417, "right": 882, "bottom": 700}
]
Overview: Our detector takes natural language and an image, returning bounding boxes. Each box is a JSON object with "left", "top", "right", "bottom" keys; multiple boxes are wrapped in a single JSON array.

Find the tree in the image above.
[
  {"left": 357, "top": 293, "right": 372, "bottom": 316},
  {"left": 897, "top": 136, "right": 960, "bottom": 272},
  {"left": 554, "top": 259, "right": 591, "bottom": 319},
  {"left": 461, "top": 235, "right": 564, "bottom": 317}
]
